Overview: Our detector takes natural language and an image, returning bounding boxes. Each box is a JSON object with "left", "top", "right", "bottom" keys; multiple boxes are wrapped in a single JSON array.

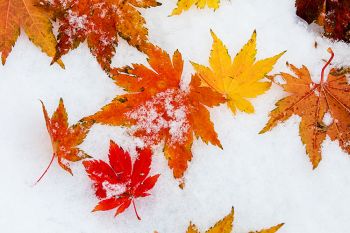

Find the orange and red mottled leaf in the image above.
[
  {"left": 36, "top": 99, "right": 91, "bottom": 184},
  {"left": 39, "top": 0, "right": 160, "bottom": 71},
  {"left": 83, "top": 46, "right": 224, "bottom": 183}
]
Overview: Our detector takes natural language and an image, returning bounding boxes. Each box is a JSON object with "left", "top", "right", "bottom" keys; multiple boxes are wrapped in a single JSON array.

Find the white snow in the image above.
[
  {"left": 67, "top": 10, "right": 88, "bottom": 31},
  {"left": 1, "top": 0, "right": 350, "bottom": 233},
  {"left": 322, "top": 112, "right": 333, "bottom": 126},
  {"left": 126, "top": 88, "right": 190, "bottom": 146},
  {"left": 102, "top": 181, "right": 127, "bottom": 198}
]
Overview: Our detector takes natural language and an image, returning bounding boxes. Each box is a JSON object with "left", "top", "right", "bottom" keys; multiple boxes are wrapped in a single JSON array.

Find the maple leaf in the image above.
[
  {"left": 0, "top": 0, "right": 63, "bottom": 66},
  {"left": 83, "top": 45, "right": 225, "bottom": 184},
  {"left": 36, "top": 98, "right": 91, "bottom": 184},
  {"left": 38, "top": 0, "right": 160, "bottom": 71},
  {"left": 192, "top": 30, "right": 285, "bottom": 114},
  {"left": 83, "top": 140, "right": 159, "bottom": 220},
  {"left": 171, "top": 0, "right": 220, "bottom": 16},
  {"left": 186, "top": 208, "right": 284, "bottom": 233},
  {"left": 260, "top": 48, "right": 350, "bottom": 168},
  {"left": 296, "top": 0, "right": 350, "bottom": 42}
]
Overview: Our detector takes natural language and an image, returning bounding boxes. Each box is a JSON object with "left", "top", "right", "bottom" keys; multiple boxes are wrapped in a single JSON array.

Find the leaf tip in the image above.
[{"left": 210, "top": 29, "right": 218, "bottom": 40}]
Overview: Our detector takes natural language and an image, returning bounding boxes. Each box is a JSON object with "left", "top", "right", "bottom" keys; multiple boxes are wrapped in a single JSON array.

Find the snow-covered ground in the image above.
[{"left": 1, "top": 0, "right": 350, "bottom": 232}]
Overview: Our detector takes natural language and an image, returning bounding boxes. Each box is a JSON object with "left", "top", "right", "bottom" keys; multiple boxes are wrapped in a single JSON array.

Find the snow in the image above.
[
  {"left": 126, "top": 88, "right": 190, "bottom": 146},
  {"left": 102, "top": 181, "right": 127, "bottom": 198},
  {"left": 322, "top": 112, "right": 333, "bottom": 126},
  {"left": 1, "top": 0, "right": 350, "bottom": 233},
  {"left": 67, "top": 10, "right": 88, "bottom": 30}
]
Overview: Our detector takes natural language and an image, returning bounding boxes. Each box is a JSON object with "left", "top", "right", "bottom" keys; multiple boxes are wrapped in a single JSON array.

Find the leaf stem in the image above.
[
  {"left": 34, "top": 153, "right": 55, "bottom": 185},
  {"left": 321, "top": 48, "right": 334, "bottom": 84},
  {"left": 132, "top": 199, "right": 141, "bottom": 220}
]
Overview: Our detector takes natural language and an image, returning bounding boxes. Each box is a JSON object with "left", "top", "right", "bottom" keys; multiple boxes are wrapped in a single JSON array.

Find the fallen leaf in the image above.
[
  {"left": 171, "top": 0, "right": 220, "bottom": 16},
  {"left": 187, "top": 208, "right": 284, "bottom": 233},
  {"left": 83, "top": 140, "right": 159, "bottom": 220},
  {"left": 192, "top": 30, "right": 285, "bottom": 114},
  {"left": 296, "top": 0, "right": 350, "bottom": 42},
  {"left": 0, "top": 0, "right": 63, "bottom": 66},
  {"left": 83, "top": 44, "right": 225, "bottom": 184},
  {"left": 38, "top": 0, "right": 160, "bottom": 71},
  {"left": 36, "top": 98, "right": 91, "bottom": 184},
  {"left": 261, "top": 48, "right": 350, "bottom": 168}
]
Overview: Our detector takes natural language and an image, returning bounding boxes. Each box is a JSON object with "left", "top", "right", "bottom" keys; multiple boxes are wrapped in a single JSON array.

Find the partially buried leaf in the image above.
[
  {"left": 261, "top": 48, "right": 350, "bottom": 169},
  {"left": 83, "top": 44, "right": 225, "bottom": 185},
  {"left": 192, "top": 30, "right": 285, "bottom": 114},
  {"left": 171, "top": 0, "right": 220, "bottom": 16},
  {"left": 39, "top": 0, "right": 161, "bottom": 71},
  {"left": 35, "top": 98, "right": 92, "bottom": 184},
  {"left": 296, "top": 0, "right": 350, "bottom": 42},
  {"left": 83, "top": 140, "right": 159, "bottom": 220},
  {"left": 0, "top": 0, "right": 63, "bottom": 66},
  {"left": 186, "top": 208, "right": 284, "bottom": 233}
]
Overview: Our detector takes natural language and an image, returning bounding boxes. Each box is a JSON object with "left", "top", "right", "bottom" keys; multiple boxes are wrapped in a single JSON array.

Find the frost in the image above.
[{"left": 126, "top": 89, "right": 190, "bottom": 146}]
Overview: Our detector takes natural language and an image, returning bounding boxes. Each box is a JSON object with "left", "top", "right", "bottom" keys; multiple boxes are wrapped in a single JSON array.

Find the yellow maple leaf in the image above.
[
  {"left": 186, "top": 208, "right": 284, "bottom": 233},
  {"left": 0, "top": 0, "right": 63, "bottom": 66},
  {"left": 171, "top": 0, "right": 220, "bottom": 16},
  {"left": 191, "top": 30, "right": 285, "bottom": 114}
]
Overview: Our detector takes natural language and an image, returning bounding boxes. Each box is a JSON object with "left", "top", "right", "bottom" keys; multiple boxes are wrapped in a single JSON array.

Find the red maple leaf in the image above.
[{"left": 83, "top": 140, "right": 159, "bottom": 220}]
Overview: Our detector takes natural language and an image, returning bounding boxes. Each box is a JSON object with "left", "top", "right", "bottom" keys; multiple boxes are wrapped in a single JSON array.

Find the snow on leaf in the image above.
[
  {"left": 39, "top": 0, "right": 161, "bottom": 71},
  {"left": 0, "top": 0, "right": 63, "bottom": 66},
  {"left": 191, "top": 30, "right": 285, "bottom": 114},
  {"left": 36, "top": 98, "right": 92, "bottom": 184},
  {"left": 82, "top": 44, "right": 225, "bottom": 184},
  {"left": 186, "top": 208, "right": 284, "bottom": 233},
  {"left": 83, "top": 140, "right": 159, "bottom": 220},
  {"left": 296, "top": 0, "right": 350, "bottom": 42},
  {"left": 171, "top": 0, "right": 220, "bottom": 16},
  {"left": 125, "top": 88, "right": 190, "bottom": 146},
  {"left": 261, "top": 48, "right": 350, "bottom": 169}
]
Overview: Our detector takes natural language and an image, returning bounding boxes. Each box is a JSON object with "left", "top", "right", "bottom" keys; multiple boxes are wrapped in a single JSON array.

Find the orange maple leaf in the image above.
[
  {"left": 38, "top": 0, "right": 160, "bottom": 71},
  {"left": 187, "top": 208, "right": 284, "bottom": 233},
  {"left": 261, "top": 48, "right": 350, "bottom": 168},
  {"left": 83, "top": 45, "right": 225, "bottom": 184},
  {"left": 36, "top": 98, "right": 92, "bottom": 184},
  {"left": 0, "top": 0, "right": 63, "bottom": 66}
]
